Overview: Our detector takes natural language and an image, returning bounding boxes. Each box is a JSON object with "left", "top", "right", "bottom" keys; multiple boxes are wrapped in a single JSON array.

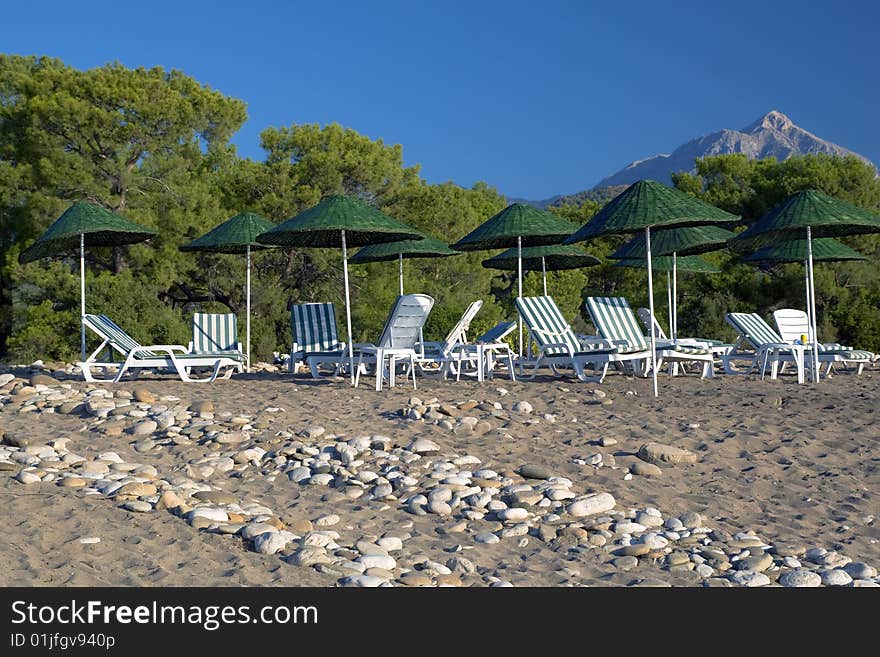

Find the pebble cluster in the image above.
[{"left": 1, "top": 366, "right": 878, "bottom": 587}]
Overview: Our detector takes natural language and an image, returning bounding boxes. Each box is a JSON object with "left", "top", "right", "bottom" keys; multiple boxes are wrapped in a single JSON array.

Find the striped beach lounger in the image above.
[
  {"left": 515, "top": 296, "right": 619, "bottom": 383},
  {"left": 416, "top": 299, "right": 483, "bottom": 379},
  {"left": 772, "top": 308, "right": 874, "bottom": 376},
  {"left": 290, "top": 302, "right": 347, "bottom": 377},
  {"left": 586, "top": 297, "right": 714, "bottom": 378},
  {"left": 723, "top": 312, "right": 806, "bottom": 379},
  {"left": 191, "top": 312, "right": 245, "bottom": 372},
  {"left": 78, "top": 314, "right": 242, "bottom": 383}
]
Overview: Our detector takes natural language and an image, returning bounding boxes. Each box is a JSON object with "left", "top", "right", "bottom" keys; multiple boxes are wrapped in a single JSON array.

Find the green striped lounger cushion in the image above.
[
  {"left": 292, "top": 303, "right": 343, "bottom": 353},
  {"left": 192, "top": 312, "right": 239, "bottom": 353},
  {"left": 585, "top": 297, "right": 649, "bottom": 353},
  {"left": 516, "top": 296, "right": 597, "bottom": 356}
]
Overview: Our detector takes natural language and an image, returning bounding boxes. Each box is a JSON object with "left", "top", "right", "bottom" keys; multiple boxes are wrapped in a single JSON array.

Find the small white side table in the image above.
[{"left": 354, "top": 346, "right": 417, "bottom": 391}]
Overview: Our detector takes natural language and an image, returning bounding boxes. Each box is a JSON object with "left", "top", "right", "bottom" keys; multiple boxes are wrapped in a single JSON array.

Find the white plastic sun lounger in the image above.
[{"left": 78, "top": 314, "right": 243, "bottom": 383}]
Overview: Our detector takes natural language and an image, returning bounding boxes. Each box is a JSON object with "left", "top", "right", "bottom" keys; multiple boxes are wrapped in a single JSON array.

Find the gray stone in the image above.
[
  {"left": 130, "top": 420, "right": 158, "bottom": 436},
  {"left": 357, "top": 554, "right": 396, "bottom": 570},
  {"left": 613, "top": 556, "right": 639, "bottom": 570},
  {"left": 474, "top": 532, "right": 500, "bottom": 544},
  {"left": 679, "top": 511, "right": 702, "bottom": 529},
  {"left": 192, "top": 490, "right": 237, "bottom": 505},
  {"left": 122, "top": 500, "right": 153, "bottom": 513},
  {"left": 843, "top": 562, "right": 877, "bottom": 579},
  {"left": 728, "top": 571, "right": 771, "bottom": 587},
  {"left": 302, "top": 426, "right": 325, "bottom": 439},
  {"left": 15, "top": 470, "right": 41, "bottom": 484},
  {"left": 512, "top": 401, "right": 533, "bottom": 414},
  {"left": 286, "top": 547, "right": 332, "bottom": 567},
  {"left": 341, "top": 575, "right": 385, "bottom": 587},
  {"left": 736, "top": 553, "right": 773, "bottom": 572},
  {"left": 567, "top": 492, "right": 615, "bottom": 517},
  {"left": 253, "top": 531, "right": 295, "bottom": 555},
  {"left": 408, "top": 438, "right": 440, "bottom": 454},
  {"left": 189, "top": 401, "right": 214, "bottom": 414},
  {"left": 518, "top": 464, "right": 552, "bottom": 480},
  {"left": 630, "top": 461, "right": 662, "bottom": 476},
  {"left": 427, "top": 500, "right": 452, "bottom": 515},
  {"left": 821, "top": 569, "right": 853, "bottom": 586},
  {"left": 779, "top": 569, "right": 822, "bottom": 588},
  {"left": 638, "top": 442, "right": 698, "bottom": 465}
]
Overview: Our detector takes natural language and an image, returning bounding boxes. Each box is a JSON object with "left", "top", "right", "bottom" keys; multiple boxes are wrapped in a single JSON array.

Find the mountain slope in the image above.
[{"left": 595, "top": 110, "right": 874, "bottom": 188}]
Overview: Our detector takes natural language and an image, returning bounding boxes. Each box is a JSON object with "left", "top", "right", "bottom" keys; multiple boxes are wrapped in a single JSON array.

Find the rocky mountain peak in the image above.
[{"left": 745, "top": 110, "right": 794, "bottom": 133}]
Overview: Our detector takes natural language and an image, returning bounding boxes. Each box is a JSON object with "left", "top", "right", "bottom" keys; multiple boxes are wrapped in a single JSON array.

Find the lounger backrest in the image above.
[
  {"left": 439, "top": 299, "right": 483, "bottom": 354},
  {"left": 291, "top": 302, "right": 344, "bottom": 354},
  {"left": 192, "top": 313, "right": 239, "bottom": 353},
  {"left": 585, "top": 297, "right": 648, "bottom": 352},
  {"left": 636, "top": 307, "right": 668, "bottom": 340},
  {"left": 477, "top": 320, "right": 517, "bottom": 344},
  {"left": 376, "top": 294, "right": 435, "bottom": 349},
  {"left": 83, "top": 314, "right": 156, "bottom": 358},
  {"left": 772, "top": 309, "right": 809, "bottom": 344},
  {"left": 515, "top": 296, "right": 581, "bottom": 355},
  {"left": 726, "top": 312, "right": 783, "bottom": 349}
]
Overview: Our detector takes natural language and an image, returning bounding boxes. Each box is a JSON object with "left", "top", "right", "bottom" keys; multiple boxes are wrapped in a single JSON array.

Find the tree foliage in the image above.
[{"left": 2, "top": 55, "right": 879, "bottom": 363}]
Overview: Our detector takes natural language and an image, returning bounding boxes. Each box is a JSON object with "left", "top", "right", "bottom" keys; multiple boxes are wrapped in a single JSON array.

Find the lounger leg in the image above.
[
  {"left": 309, "top": 359, "right": 322, "bottom": 379},
  {"left": 114, "top": 356, "right": 137, "bottom": 383}
]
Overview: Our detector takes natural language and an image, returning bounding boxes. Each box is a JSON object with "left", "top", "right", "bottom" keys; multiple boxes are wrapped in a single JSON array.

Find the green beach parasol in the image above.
[
  {"left": 349, "top": 235, "right": 459, "bottom": 295},
  {"left": 614, "top": 255, "right": 721, "bottom": 273},
  {"left": 565, "top": 180, "right": 738, "bottom": 396},
  {"left": 19, "top": 200, "right": 157, "bottom": 360},
  {"left": 481, "top": 244, "right": 601, "bottom": 296},
  {"left": 452, "top": 203, "right": 582, "bottom": 356},
  {"left": 738, "top": 237, "right": 868, "bottom": 264},
  {"left": 729, "top": 190, "right": 880, "bottom": 381},
  {"left": 612, "top": 224, "right": 735, "bottom": 342},
  {"left": 256, "top": 195, "right": 422, "bottom": 383},
  {"left": 180, "top": 212, "right": 276, "bottom": 371},
  {"left": 614, "top": 256, "right": 721, "bottom": 338}
]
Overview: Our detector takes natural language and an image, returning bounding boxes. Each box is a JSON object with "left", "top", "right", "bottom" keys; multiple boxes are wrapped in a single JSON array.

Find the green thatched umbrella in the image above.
[
  {"left": 256, "top": 195, "right": 422, "bottom": 383},
  {"left": 729, "top": 190, "right": 880, "bottom": 381},
  {"left": 180, "top": 212, "right": 276, "bottom": 371},
  {"left": 612, "top": 225, "right": 735, "bottom": 341},
  {"left": 452, "top": 203, "right": 581, "bottom": 356},
  {"left": 349, "top": 235, "right": 459, "bottom": 295},
  {"left": 739, "top": 237, "right": 868, "bottom": 264},
  {"left": 565, "top": 180, "right": 738, "bottom": 396},
  {"left": 19, "top": 201, "right": 157, "bottom": 360},
  {"left": 614, "top": 255, "right": 721, "bottom": 273},
  {"left": 614, "top": 256, "right": 721, "bottom": 338},
  {"left": 481, "top": 244, "right": 601, "bottom": 296}
]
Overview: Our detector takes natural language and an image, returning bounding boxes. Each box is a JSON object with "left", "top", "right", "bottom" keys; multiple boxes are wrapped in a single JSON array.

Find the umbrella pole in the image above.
[
  {"left": 806, "top": 226, "right": 819, "bottom": 382},
  {"left": 80, "top": 233, "right": 86, "bottom": 362},
  {"left": 645, "top": 227, "right": 658, "bottom": 397},
  {"left": 672, "top": 251, "right": 678, "bottom": 342},
  {"left": 246, "top": 245, "right": 251, "bottom": 373},
  {"left": 666, "top": 272, "right": 673, "bottom": 340},
  {"left": 517, "top": 235, "right": 523, "bottom": 359},
  {"left": 399, "top": 253, "right": 404, "bottom": 296},
  {"left": 804, "top": 257, "right": 812, "bottom": 338},
  {"left": 542, "top": 256, "right": 547, "bottom": 296},
  {"left": 341, "top": 230, "right": 355, "bottom": 385}
]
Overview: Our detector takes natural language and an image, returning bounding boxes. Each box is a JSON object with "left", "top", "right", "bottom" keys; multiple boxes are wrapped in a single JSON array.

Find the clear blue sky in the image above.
[{"left": 2, "top": 0, "right": 878, "bottom": 200}]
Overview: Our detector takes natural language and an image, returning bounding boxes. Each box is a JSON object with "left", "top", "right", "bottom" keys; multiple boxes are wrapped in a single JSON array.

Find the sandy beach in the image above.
[{"left": 1, "top": 363, "right": 878, "bottom": 587}]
